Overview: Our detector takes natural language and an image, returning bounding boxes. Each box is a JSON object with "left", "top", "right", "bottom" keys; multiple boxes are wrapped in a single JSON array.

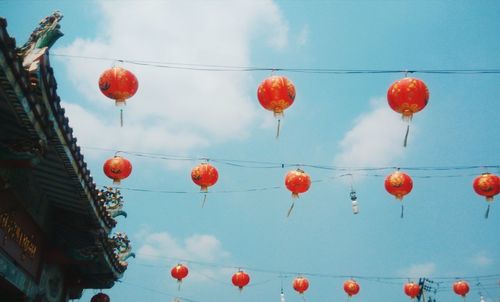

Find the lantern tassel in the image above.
[
  {"left": 286, "top": 201, "right": 295, "bottom": 217},
  {"left": 120, "top": 109, "right": 124, "bottom": 127},
  {"left": 400, "top": 203, "right": 404, "bottom": 219},
  {"left": 276, "top": 119, "right": 281, "bottom": 139},
  {"left": 201, "top": 193, "right": 207, "bottom": 208},
  {"left": 403, "top": 123, "right": 410, "bottom": 147},
  {"left": 484, "top": 204, "right": 490, "bottom": 219}
]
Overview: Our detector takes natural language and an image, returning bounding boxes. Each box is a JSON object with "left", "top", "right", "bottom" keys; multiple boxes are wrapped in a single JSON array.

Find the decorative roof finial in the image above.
[{"left": 17, "top": 11, "right": 64, "bottom": 58}]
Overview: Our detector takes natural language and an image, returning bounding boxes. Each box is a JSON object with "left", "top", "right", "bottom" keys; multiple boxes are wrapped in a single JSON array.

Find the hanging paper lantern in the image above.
[
  {"left": 171, "top": 264, "right": 189, "bottom": 282},
  {"left": 98, "top": 67, "right": 138, "bottom": 106},
  {"left": 404, "top": 282, "right": 421, "bottom": 299},
  {"left": 453, "top": 280, "right": 470, "bottom": 297},
  {"left": 473, "top": 173, "right": 499, "bottom": 201},
  {"left": 91, "top": 293, "right": 110, "bottom": 302},
  {"left": 257, "top": 75, "right": 295, "bottom": 117},
  {"left": 285, "top": 169, "right": 311, "bottom": 198},
  {"left": 191, "top": 162, "right": 219, "bottom": 208},
  {"left": 387, "top": 77, "right": 429, "bottom": 147},
  {"left": 191, "top": 163, "right": 219, "bottom": 192},
  {"left": 473, "top": 173, "right": 499, "bottom": 218},
  {"left": 387, "top": 77, "right": 429, "bottom": 120},
  {"left": 385, "top": 171, "right": 413, "bottom": 200},
  {"left": 257, "top": 75, "right": 296, "bottom": 137},
  {"left": 232, "top": 270, "right": 250, "bottom": 291},
  {"left": 385, "top": 170, "right": 413, "bottom": 218},
  {"left": 284, "top": 168, "right": 311, "bottom": 217},
  {"left": 292, "top": 276, "right": 309, "bottom": 294},
  {"left": 103, "top": 156, "right": 132, "bottom": 185},
  {"left": 343, "top": 279, "right": 360, "bottom": 297}
]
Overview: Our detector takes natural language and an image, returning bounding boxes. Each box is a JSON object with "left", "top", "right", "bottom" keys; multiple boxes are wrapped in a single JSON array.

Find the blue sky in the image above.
[{"left": 2, "top": 1, "right": 499, "bottom": 301}]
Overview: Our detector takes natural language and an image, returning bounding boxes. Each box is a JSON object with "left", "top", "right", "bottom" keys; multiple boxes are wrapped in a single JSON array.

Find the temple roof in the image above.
[{"left": 0, "top": 16, "right": 127, "bottom": 290}]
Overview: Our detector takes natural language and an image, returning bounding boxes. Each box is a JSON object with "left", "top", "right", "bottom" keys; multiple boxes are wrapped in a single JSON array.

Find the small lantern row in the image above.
[
  {"left": 98, "top": 66, "right": 429, "bottom": 143},
  {"left": 91, "top": 276, "right": 472, "bottom": 301},
  {"left": 102, "top": 157, "right": 499, "bottom": 217}
]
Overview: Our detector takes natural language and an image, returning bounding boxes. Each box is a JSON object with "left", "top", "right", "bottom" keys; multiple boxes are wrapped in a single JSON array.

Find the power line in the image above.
[
  {"left": 100, "top": 171, "right": 484, "bottom": 195},
  {"left": 118, "top": 280, "right": 200, "bottom": 302},
  {"left": 84, "top": 146, "right": 500, "bottom": 174},
  {"left": 51, "top": 53, "right": 500, "bottom": 75},
  {"left": 131, "top": 253, "right": 500, "bottom": 283}
]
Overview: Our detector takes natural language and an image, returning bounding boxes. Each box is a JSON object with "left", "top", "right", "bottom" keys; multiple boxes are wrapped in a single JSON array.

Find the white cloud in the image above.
[
  {"left": 471, "top": 251, "right": 493, "bottom": 267},
  {"left": 56, "top": 0, "right": 288, "bottom": 156},
  {"left": 333, "top": 98, "right": 408, "bottom": 175},
  {"left": 136, "top": 231, "right": 229, "bottom": 262},
  {"left": 399, "top": 262, "right": 436, "bottom": 278},
  {"left": 135, "top": 229, "right": 231, "bottom": 283},
  {"left": 62, "top": 102, "right": 210, "bottom": 154}
]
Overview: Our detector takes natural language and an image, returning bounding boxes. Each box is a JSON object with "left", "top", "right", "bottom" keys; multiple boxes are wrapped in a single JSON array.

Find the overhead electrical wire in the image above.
[
  {"left": 114, "top": 278, "right": 499, "bottom": 302},
  {"left": 100, "top": 172, "right": 484, "bottom": 195},
  {"left": 117, "top": 280, "right": 199, "bottom": 302},
  {"left": 84, "top": 146, "right": 499, "bottom": 173},
  {"left": 86, "top": 146, "right": 499, "bottom": 193},
  {"left": 51, "top": 53, "right": 500, "bottom": 75},
  {"left": 131, "top": 253, "right": 500, "bottom": 284}
]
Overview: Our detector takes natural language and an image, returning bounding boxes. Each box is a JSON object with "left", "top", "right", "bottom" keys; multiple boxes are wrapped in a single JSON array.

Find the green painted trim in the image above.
[{"left": 0, "top": 250, "right": 38, "bottom": 298}]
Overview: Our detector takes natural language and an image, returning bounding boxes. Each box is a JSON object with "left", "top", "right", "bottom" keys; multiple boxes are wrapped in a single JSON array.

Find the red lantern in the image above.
[
  {"left": 99, "top": 67, "right": 138, "bottom": 106},
  {"left": 103, "top": 156, "right": 132, "bottom": 185},
  {"left": 385, "top": 170, "right": 413, "bottom": 218},
  {"left": 344, "top": 279, "right": 360, "bottom": 297},
  {"left": 473, "top": 173, "right": 499, "bottom": 201},
  {"left": 171, "top": 264, "right": 189, "bottom": 282},
  {"left": 232, "top": 270, "right": 250, "bottom": 291},
  {"left": 257, "top": 75, "right": 296, "bottom": 137},
  {"left": 473, "top": 173, "right": 499, "bottom": 218},
  {"left": 387, "top": 77, "right": 429, "bottom": 120},
  {"left": 91, "top": 293, "right": 110, "bottom": 302},
  {"left": 292, "top": 276, "right": 309, "bottom": 294},
  {"left": 387, "top": 77, "right": 429, "bottom": 147},
  {"left": 191, "top": 163, "right": 219, "bottom": 192},
  {"left": 404, "top": 282, "right": 421, "bottom": 299},
  {"left": 285, "top": 169, "right": 311, "bottom": 198},
  {"left": 453, "top": 280, "right": 470, "bottom": 297},
  {"left": 284, "top": 168, "right": 311, "bottom": 217},
  {"left": 385, "top": 171, "right": 413, "bottom": 200}
]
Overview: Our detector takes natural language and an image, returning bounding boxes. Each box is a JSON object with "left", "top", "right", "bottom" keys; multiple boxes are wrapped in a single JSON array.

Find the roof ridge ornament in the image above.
[{"left": 18, "top": 11, "right": 64, "bottom": 68}]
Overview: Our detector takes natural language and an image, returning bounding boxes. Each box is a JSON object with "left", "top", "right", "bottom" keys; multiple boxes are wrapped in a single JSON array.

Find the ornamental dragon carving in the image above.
[
  {"left": 108, "top": 232, "right": 135, "bottom": 268},
  {"left": 98, "top": 186, "right": 127, "bottom": 219},
  {"left": 17, "top": 11, "right": 64, "bottom": 58}
]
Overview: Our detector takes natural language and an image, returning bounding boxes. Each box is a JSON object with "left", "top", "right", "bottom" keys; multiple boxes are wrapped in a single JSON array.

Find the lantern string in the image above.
[
  {"left": 403, "top": 123, "right": 410, "bottom": 148},
  {"left": 286, "top": 202, "right": 295, "bottom": 217},
  {"left": 201, "top": 193, "right": 207, "bottom": 208},
  {"left": 276, "top": 119, "right": 281, "bottom": 139},
  {"left": 51, "top": 53, "right": 500, "bottom": 75},
  {"left": 120, "top": 108, "right": 124, "bottom": 127},
  {"left": 400, "top": 203, "right": 404, "bottom": 219},
  {"left": 484, "top": 204, "right": 490, "bottom": 219}
]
